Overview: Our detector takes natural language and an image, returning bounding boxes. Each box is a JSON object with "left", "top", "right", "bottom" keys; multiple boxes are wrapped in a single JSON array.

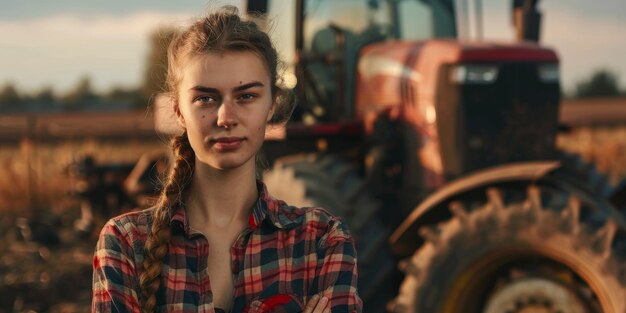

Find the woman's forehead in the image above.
[{"left": 180, "top": 51, "right": 271, "bottom": 90}]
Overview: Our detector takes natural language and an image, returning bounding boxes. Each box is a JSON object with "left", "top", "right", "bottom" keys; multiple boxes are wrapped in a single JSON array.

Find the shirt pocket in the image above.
[{"left": 243, "top": 293, "right": 304, "bottom": 313}]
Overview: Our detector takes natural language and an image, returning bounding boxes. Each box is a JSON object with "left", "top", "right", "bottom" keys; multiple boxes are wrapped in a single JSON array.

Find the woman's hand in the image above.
[{"left": 303, "top": 294, "right": 330, "bottom": 313}]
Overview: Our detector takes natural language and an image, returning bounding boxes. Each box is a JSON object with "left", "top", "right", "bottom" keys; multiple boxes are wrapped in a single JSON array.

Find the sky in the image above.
[{"left": 0, "top": 0, "right": 625, "bottom": 96}]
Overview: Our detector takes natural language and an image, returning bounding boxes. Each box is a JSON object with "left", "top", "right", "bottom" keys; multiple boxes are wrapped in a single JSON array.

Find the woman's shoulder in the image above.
[{"left": 98, "top": 207, "right": 155, "bottom": 242}]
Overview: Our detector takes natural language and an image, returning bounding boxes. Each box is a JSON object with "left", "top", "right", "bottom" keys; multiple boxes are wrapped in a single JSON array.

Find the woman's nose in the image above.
[{"left": 216, "top": 100, "right": 238, "bottom": 129}]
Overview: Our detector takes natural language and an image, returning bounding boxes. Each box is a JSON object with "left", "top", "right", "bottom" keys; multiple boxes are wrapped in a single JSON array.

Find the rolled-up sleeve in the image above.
[
  {"left": 92, "top": 219, "right": 141, "bottom": 313},
  {"left": 317, "top": 219, "right": 363, "bottom": 313}
]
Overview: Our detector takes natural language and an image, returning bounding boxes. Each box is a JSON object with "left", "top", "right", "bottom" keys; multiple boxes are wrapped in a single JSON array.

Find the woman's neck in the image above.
[{"left": 186, "top": 159, "right": 258, "bottom": 230}]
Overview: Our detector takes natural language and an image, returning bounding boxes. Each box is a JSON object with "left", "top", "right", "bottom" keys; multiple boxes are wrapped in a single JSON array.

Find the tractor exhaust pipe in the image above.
[
  {"left": 245, "top": 0, "right": 268, "bottom": 14},
  {"left": 512, "top": 0, "right": 542, "bottom": 42}
]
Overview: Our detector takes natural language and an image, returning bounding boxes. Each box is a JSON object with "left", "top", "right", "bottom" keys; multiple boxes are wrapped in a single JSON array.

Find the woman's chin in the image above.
[{"left": 197, "top": 155, "right": 253, "bottom": 172}]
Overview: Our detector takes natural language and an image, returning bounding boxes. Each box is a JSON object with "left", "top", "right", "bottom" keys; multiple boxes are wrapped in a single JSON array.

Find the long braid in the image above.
[{"left": 139, "top": 133, "right": 194, "bottom": 312}]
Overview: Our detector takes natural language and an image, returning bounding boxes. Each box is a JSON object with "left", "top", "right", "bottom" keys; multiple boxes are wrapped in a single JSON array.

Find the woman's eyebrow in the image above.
[
  {"left": 189, "top": 86, "right": 219, "bottom": 93},
  {"left": 188, "top": 81, "right": 264, "bottom": 93},
  {"left": 233, "top": 81, "right": 264, "bottom": 92}
]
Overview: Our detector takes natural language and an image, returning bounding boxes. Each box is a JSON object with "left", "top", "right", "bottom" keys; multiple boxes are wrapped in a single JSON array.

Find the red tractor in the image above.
[{"left": 221, "top": 0, "right": 625, "bottom": 311}]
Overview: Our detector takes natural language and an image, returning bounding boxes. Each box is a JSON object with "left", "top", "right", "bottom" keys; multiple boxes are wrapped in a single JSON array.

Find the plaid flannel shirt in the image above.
[{"left": 92, "top": 181, "right": 362, "bottom": 313}]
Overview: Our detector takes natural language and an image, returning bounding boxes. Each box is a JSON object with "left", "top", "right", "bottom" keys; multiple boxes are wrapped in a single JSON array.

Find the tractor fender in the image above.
[
  {"left": 389, "top": 160, "right": 626, "bottom": 256},
  {"left": 389, "top": 161, "right": 559, "bottom": 256}
]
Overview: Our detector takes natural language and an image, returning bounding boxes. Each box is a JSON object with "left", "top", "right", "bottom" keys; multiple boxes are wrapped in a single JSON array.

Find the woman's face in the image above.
[{"left": 175, "top": 51, "right": 274, "bottom": 171}]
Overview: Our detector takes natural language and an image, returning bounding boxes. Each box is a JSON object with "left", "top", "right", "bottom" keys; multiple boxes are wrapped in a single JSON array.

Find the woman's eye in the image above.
[
  {"left": 194, "top": 95, "right": 218, "bottom": 105},
  {"left": 238, "top": 93, "right": 256, "bottom": 101}
]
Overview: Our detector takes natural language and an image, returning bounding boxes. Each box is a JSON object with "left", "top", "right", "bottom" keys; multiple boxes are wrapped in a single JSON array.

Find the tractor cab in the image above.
[
  {"left": 254, "top": 0, "right": 457, "bottom": 122},
  {"left": 251, "top": 0, "right": 560, "bottom": 180}
]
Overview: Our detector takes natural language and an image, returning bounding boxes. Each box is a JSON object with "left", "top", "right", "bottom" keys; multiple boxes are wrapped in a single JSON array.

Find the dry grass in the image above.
[
  {"left": 557, "top": 125, "right": 626, "bottom": 185},
  {"left": 0, "top": 138, "right": 167, "bottom": 215}
]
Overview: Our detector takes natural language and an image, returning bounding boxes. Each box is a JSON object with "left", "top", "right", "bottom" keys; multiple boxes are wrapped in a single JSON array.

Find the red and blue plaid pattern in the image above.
[{"left": 92, "top": 181, "right": 362, "bottom": 312}]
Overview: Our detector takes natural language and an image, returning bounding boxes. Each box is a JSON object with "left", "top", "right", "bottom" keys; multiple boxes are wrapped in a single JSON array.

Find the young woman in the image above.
[{"left": 92, "top": 6, "right": 362, "bottom": 313}]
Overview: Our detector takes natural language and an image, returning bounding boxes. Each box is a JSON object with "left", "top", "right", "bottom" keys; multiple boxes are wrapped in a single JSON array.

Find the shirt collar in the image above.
[
  {"left": 249, "top": 180, "right": 303, "bottom": 230},
  {"left": 170, "top": 180, "right": 301, "bottom": 235}
]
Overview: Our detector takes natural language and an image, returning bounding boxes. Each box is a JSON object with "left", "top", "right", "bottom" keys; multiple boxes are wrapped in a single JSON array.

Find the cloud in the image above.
[{"left": 0, "top": 12, "right": 193, "bottom": 93}]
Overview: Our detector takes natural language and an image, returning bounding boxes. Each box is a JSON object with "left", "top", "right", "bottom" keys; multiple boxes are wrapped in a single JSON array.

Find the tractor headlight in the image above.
[
  {"left": 538, "top": 63, "right": 559, "bottom": 83},
  {"left": 450, "top": 64, "right": 499, "bottom": 84}
]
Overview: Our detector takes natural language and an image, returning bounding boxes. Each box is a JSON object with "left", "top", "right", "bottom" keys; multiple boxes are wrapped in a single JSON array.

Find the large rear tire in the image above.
[
  {"left": 390, "top": 184, "right": 626, "bottom": 313},
  {"left": 263, "top": 153, "right": 399, "bottom": 312}
]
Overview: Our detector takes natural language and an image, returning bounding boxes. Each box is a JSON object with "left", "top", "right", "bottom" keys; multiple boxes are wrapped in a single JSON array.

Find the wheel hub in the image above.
[{"left": 484, "top": 277, "right": 588, "bottom": 313}]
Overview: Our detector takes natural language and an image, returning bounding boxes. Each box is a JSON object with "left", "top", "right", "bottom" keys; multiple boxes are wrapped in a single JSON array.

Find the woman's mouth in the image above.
[{"left": 210, "top": 136, "right": 245, "bottom": 151}]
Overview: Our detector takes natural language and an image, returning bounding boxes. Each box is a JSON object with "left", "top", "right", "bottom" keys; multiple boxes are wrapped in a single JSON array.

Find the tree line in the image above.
[
  {"left": 0, "top": 27, "right": 624, "bottom": 111},
  {"left": 573, "top": 69, "right": 624, "bottom": 99},
  {"left": 0, "top": 76, "right": 146, "bottom": 112},
  {"left": 0, "top": 28, "right": 177, "bottom": 113}
]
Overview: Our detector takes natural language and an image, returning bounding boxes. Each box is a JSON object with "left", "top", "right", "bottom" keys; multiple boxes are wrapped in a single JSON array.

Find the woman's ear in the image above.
[
  {"left": 266, "top": 104, "right": 275, "bottom": 123},
  {"left": 174, "top": 104, "right": 186, "bottom": 128},
  {"left": 266, "top": 93, "right": 278, "bottom": 123}
]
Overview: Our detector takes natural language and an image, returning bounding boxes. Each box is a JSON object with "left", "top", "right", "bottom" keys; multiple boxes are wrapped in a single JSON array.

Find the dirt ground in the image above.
[
  {"left": 0, "top": 126, "right": 625, "bottom": 312},
  {"left": 0, "top": 222, "right": 93, "bottom": 313},
  {"left": 0, "top": 138, "right": 164, "bottom": 313}
]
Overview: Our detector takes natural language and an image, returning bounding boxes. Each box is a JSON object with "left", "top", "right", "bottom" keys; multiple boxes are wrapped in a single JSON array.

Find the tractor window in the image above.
[
  {"left": 394, "top": 0, "right": 456, "bottom": 39},
  {"left": 301, "top": 0, "right": 455, "bottom": 45},
  {"left": 396, "top": 0, "right": 433, "bottom": 40},
  {"left": 432, "top": 0, "right": 456, "bottom": 37},
  {"left": 304, "top": 0, "right": 392, "bottom": 51}
]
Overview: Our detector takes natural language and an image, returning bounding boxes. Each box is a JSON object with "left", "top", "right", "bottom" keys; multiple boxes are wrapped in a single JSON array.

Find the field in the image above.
[{"left": 0, "top": 125, "right": 625, "bottom": 312}]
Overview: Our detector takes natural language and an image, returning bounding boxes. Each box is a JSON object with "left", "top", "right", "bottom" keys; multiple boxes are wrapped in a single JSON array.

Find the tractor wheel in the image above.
[
  {"left": 389, "top": 184, "right": 626, "bottom": 313},
  {"left": 558, "top": 151, "right": 625, "bottom": 214},
  {"left": 263, "top": 154, "right": 398, "bottom": 312},
  {"left": 558, "top": 151, "right": 613, "bottom": 198}
]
